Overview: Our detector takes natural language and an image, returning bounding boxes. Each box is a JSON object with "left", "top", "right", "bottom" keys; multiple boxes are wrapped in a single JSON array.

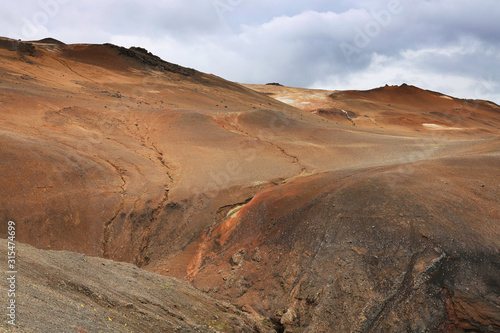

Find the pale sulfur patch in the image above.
[
  {"left": 423, "top": 123, "right": 464, "bottom": 130},
  {"left": 439, "top": 95, "right": 453, "bottom": 100}
]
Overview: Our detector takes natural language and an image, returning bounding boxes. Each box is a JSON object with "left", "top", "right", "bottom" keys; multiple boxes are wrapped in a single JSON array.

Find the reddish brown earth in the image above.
[
  {"left": 244, "top": 83, "right": 500, "bottom": 135},
  {"left": 0, "top": 37, "right": 499, "bottom": 332}
]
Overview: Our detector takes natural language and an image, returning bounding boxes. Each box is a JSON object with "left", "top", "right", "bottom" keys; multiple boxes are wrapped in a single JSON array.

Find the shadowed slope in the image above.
[
  {"left": 0, "top": 239, "right": 272, "bottom": 332},
  {"left": 168, "top": 155, "right": 500, "bottom": 332}
]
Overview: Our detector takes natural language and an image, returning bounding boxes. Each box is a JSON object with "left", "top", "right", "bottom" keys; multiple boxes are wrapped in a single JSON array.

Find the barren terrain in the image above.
[{"left": 0, "top": 37, "right": 499, "bottom": 332}]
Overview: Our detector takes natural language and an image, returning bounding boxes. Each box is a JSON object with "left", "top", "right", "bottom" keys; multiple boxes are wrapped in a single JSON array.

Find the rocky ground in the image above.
[
  {"left": 0, "top": 37, "right": 499, "bottom": 332},
  {"left": 0, "top": 239, "right": 272, "bottom": 332}
]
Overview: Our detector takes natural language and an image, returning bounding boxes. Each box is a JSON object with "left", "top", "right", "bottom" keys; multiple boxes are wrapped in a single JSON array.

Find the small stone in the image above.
[
  {"left": 230, "top": 249, "right": 247, "bottom": 266},
  {"left": 251, "top": 248, "right": 262, "bottom": 262},
  {"left": 280, "top": 308, "right": 297, "bottom": 325},
  {"left": 352, "top": 247, "right": 368, "bottom": 255}
]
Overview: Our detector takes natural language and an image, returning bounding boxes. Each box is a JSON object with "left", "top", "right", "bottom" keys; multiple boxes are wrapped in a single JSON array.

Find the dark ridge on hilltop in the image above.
[
  {"left": 33, "top": 37, "right": 66, "bottom": 45},
  {"left": 0, "top": 38, "right": 37, "bottom": 57},
  {"left": 104, "top": 43, "right": 197, "bottom": 77},
  {"left": 266, "top": 82, "right": 283, "bottom": 86},
  {"left": 331, "top": 83, "right": 448, "bottom": 99},
  {"left": 102, "top": 43, "right": 266, "bottom": 96}
]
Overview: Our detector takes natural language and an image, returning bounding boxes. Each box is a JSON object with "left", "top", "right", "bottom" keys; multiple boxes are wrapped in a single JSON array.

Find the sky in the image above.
[{"left": 1, "top": 0, "right": 499, "bottom": 103}]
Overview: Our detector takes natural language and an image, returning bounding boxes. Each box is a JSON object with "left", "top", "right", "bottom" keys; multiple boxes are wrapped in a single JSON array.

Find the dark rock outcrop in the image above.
[{"left": 104, "top": 43, "right": 196, "bottom": 76}]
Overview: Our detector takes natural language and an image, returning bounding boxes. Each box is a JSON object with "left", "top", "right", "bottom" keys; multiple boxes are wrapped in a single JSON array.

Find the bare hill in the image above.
[{"left": 0, "top": 38, "right": 499, "bottom": 332}]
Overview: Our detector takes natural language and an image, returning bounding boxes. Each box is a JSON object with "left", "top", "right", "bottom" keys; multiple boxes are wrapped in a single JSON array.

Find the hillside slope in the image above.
[
  {"left": 244, "top": 83, "right": 500, "bottom": 134},
  {"left": 0, "top": 37, "right": 499, "bottom": 332},
  {"left": 0, "top": 239, "right": 272, "bottom": 332}
]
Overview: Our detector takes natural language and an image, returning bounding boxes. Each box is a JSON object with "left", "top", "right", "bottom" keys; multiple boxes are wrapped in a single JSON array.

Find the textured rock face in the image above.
[
  {"left": 0, "top": 239, "right": 272, "bottom": 333},
  {"left": 0, "top": 37, "right": 499, "bottom": 332},
  {"left": 174, "top": 157, "right": 500, "bottom": 332}
]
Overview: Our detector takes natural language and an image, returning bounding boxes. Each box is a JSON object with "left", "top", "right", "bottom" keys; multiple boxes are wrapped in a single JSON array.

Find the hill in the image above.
[{"left": 0, "top": 38, "right": 499, "bottom": 332}]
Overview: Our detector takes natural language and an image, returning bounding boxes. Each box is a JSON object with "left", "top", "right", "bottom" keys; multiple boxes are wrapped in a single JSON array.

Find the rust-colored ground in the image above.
[{"left": 0, "top": 37, "right": 499, "bottom": 332}]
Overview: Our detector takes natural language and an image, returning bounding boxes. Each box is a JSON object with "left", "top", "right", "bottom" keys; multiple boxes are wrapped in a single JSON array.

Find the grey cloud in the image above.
[
  {"left": 108, "top": 0, "right": 225, "bottom": 36},
  {"left": 0, "top": 0, "right": 499, "bottom": 102},
  {"left": 207, "top": 0, "right": 500, "bottom": 101}
]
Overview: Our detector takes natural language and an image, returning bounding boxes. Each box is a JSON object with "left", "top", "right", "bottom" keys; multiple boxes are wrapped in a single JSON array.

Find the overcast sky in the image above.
[{"left": 2, "top": 0, "right": 499, "bottom": 103}]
